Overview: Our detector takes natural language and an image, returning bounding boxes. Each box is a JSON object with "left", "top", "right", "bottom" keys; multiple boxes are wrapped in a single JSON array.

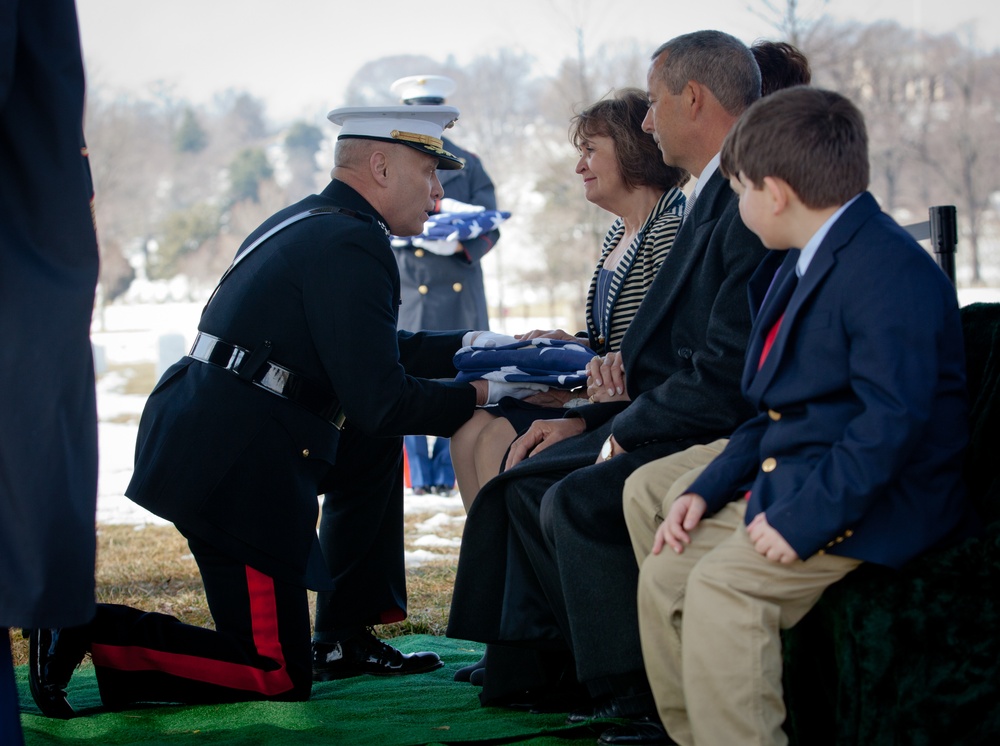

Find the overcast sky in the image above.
[{"left": 76, "top": 0, "right": 999, "bottom": 124}]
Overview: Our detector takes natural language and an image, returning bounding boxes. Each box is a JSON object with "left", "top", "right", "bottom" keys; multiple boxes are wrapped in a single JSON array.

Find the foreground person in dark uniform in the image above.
[
  {"left": 27, "top": 105, "right": 508, "bottom": 716},
  {"left": 2, "top": 0, "right": 100, "bottom": 739}
]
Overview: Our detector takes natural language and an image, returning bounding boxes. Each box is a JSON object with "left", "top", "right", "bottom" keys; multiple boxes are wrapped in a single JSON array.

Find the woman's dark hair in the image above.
[
  {"left": 570, "top": 88, "right": 689, "bottom": 192},
  {"left": 751, "top": 40, "right": 812, "bottom": 97}
]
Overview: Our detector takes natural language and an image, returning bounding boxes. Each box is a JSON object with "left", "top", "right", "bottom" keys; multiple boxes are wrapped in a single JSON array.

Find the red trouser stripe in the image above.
[{"left": 91, "top": 565, "right": 294, "bottom": 696}]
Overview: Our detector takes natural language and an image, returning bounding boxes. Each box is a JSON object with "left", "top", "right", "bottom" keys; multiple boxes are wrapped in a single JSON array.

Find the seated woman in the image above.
[{"left": 451, "top": 88, "right": 689, "bottom": 511}]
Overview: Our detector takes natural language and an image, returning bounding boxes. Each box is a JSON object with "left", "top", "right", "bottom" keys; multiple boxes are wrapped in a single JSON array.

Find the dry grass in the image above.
[{"left": 8, "top": 509, "right": 462, "bottom": 668}]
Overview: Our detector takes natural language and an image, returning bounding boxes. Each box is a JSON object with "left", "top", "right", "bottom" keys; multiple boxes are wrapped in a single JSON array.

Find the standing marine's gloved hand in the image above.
[
  {"left": 437, "top": 197, "right": 485, "bottom": 214},
  {"left": 411, "top": 237, "right": 460, "bottom": 255}
]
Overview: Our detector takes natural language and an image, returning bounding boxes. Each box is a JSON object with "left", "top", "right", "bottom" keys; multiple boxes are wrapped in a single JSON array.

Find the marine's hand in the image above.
[
  {"left": 653, "top": 493, "right": 707, "bottom": 555},
  {"left": 746, "top": 512, "right": 799, "bottom": 564},
  {"left": 467, "top": 330, "right": 518, "bottom": 348},
  {"left": 504, "top": 418, "right": 586, "bottom": 470}
]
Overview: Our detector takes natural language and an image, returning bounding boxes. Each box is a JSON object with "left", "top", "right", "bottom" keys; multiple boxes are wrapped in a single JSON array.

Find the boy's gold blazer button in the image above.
[
  {"left": 768, "top": 409, "right": 781, "bottom": 421},
  {"left": 762, "top": 457, "right": 777, "bottom": 472}
]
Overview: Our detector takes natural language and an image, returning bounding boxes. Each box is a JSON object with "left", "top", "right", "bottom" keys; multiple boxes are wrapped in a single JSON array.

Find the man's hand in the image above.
[
  {"left": 471, "top": 380, "right": 490, "bottom": 406},
  {"left": 746, "top": 512, "right": 800, "bottom": 564},
  {"left": 522, "top": 388, "right": 580, "bottom": 408},
  {"left": 586, "top": 352, "right": 628, "bottom": 402},
  {"left": 504, "top": 418, "right": 586, "bottom": 470},
  {"left": 515, "top": 329, "right": 582, "bottom": 344},
  {"left": 652, "top": 493, "right": 707, "bottom": 555}
]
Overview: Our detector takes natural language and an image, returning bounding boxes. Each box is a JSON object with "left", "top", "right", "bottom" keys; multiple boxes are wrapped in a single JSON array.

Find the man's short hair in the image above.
[
  {"left": 570, "top": 88, "right": 690, "bottom": 192},
  {"left": 334, "top": 136, "right": 375, "bottom": 167},
  {"left": 651, "top": 30, "right": 761, "bottom": 117},
  {"left": 720, "top": 86, "right": 870, "bottom": 209}
]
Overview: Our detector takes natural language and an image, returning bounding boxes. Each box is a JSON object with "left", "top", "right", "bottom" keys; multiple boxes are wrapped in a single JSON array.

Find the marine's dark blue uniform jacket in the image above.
[{"left": 126, "top": 180, "right": 476, "bottom": 589}]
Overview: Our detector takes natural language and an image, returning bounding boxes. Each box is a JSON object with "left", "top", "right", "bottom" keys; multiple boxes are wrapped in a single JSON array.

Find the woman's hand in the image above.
[{"left": 585, "top": 352, "right": 629, "bottom": 403}]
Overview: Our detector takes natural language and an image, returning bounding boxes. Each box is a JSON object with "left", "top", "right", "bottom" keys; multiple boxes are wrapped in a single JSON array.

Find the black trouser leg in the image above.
[
  {"left": 315, "top": 430, "right": 407, "bottom": 637},
  {"left": 89, "top": 535, "right": 311, "bottom": 706}
]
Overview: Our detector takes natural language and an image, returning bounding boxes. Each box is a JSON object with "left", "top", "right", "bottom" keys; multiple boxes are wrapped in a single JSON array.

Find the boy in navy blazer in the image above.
[{"left": 634, "top": 87, "right": 978, "bottom": 745}]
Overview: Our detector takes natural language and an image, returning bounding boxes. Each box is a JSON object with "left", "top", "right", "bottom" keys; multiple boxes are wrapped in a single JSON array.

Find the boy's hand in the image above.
[
  {"left": 746, "top": 512, "right": 800, "bottom": 564},
  {"left": 652, "top": 493, "right": 707, "bottom": 555}
]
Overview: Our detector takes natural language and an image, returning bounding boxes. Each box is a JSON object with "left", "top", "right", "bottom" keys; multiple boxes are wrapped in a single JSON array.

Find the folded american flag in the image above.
[
  {"left": 421, "top": 209, "right": 511, "bottom": 242},
  {"left": 453, "top": 338, "right": 597, "bottom": 389}
]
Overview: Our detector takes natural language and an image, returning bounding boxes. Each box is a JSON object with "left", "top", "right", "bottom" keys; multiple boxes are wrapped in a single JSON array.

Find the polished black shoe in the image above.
[
  {"left": 312, "top": 629, "right": 443, "bottom": 681},
  {"left": 567, "top": 696, "right": 634, "bottom": 723},
  {"left": 454, "top": 654, "right": 486, "bottom": 682},
  {"left": 598, "top": 717, "right": 674, "bottom": 745},
  {"left": 25, "top": 627, "right": 90, "bottom": 719}
]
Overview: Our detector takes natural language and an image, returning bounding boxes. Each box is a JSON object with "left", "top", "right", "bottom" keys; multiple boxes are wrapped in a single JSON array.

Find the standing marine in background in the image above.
[
  {"left": 3, "top": 0, "right": 100, "bottom": 740},
  {"left": 390, "top": 74, "right": 503, "bottom": 497}
]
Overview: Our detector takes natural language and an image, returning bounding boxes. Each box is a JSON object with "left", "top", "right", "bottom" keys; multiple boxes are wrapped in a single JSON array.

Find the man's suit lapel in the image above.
[{"left": 624, "top": 171, "right": 728, "bottom": 355}]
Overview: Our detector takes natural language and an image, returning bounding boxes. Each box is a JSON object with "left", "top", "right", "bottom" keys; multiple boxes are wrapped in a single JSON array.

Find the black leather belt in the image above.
[{"left": 189, "top": 332, "right": 346, "bottom": 429}]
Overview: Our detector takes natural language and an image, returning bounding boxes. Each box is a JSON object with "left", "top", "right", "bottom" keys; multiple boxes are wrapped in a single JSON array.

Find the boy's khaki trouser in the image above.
[{"left": 624, "top": 441, "right": 860, "bottom": 746}]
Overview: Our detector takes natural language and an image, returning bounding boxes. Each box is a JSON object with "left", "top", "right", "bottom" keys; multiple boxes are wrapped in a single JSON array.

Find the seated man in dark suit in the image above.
[{"left": 447, "top": 30, "right": 768, "bottom": 745}]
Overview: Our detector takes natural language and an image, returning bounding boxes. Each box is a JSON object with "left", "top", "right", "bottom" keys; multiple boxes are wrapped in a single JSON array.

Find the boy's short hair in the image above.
[{"left": 720, "top": 86, "right": 869, "bottom": 209}]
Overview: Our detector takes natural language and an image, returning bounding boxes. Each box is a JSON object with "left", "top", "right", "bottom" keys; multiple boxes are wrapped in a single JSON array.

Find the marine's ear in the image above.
[{"left": 370, "top": 149, "right": 391, "bottom": 186}]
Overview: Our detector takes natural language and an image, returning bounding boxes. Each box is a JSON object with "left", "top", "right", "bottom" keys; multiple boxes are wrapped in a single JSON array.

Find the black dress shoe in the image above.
[
  {"left": 25, "top": 627, "right": 90, "bottom": 719},
  {"left": 598, "top": 717, "right": 674, "bottom": 745},
  {"left": 566, "top": 696, "right": 633, "bottom": 723},
  {"left": 312, "top": 629, "right": 443, "bottom": 681},
  {"left": 454, "top": 654, "right": 486, "bottom": 682}
]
